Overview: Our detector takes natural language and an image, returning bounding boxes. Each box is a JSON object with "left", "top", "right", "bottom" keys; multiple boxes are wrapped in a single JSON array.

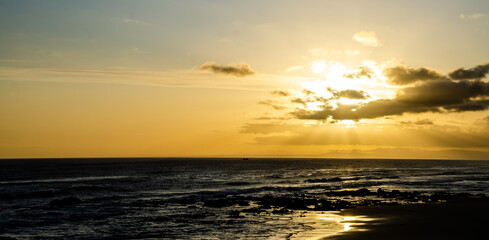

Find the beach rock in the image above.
[
  {"left": 314, "top": 200, "right": 335, "bottom": 211},
  {"left": 353, "top": 188, "right": 371, "bottom": 196},
  {"left": 258, "top": 196, "right": 310, "bottom": 210},
  {"left": 204, "top": 199, "right": 231, "bottom": 208},
  {"left": 50, "top": 196, "right": 82, "bottom": 207},
  {"left": 305, "top": 177, "right": 343, "bottom": 183},
  {"left": 242, "top": 207, "right": 264, "bottom": 213},
  {"left": 228, "top": 211, "right": 244, "bottom": 218},
  {"left": 272, "top": 208, "right": 292, "bottom": 214}
]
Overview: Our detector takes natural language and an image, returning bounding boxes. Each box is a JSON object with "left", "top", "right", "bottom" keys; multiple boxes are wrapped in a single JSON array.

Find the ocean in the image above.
[{"left": 1, "top": 158, "right": 489, "bottom": 239}]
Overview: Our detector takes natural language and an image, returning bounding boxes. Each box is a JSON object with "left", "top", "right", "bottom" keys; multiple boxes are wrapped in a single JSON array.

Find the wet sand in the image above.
[{"left": 325, "top": 196, "right": 489, "bottom": 240}]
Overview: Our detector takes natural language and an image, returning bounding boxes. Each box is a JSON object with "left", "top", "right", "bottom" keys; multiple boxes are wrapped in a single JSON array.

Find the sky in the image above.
[{"left": 1, "top": 0, "right": 489, "bottom": 159}]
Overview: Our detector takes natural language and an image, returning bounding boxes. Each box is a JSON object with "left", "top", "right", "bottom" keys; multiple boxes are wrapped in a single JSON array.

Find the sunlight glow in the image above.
[
  {"left": 324, "top": 62, "right": 357, "bottom": 90},
  {"left": 302, "top": 81, "right": 334, "bottom": 99},
  {"left": 306, "top": 102, "right": 324, "bottom": 111},
  {"left": 337, "top": 98, "right": 365, "bottom": 105},
  {"left": 344, "top": 223, "right": 352, "bottom": 231},
  {"left": 338, "top": 120, "right": 356, "bottom": 128},
  {"left": 327, "top": 62, "right": 347, "bottom": 80},
  {"left": 299, "top": 60, "right": 399, "bottom": 110},
  {"left": 311, "top": 60, "right": 327, "bottom": 73}
]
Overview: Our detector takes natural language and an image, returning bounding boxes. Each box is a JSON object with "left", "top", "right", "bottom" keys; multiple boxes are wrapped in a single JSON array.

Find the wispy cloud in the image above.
[
  {"left": 258, "top": 100, "right": 286, "bottom": 110},
  {"left": 123, "top": 18, "right": 149, "bottom": 25},
  {"left": 459, "top": 13, "right": 486, "bottom": 20},
  {"left": 0, "top": 67, "right": 307, "bottom": 92},
  {"left": 284, "top": 65, "right": 304, "bottom": 73},
  {"left": 308, "top": 48, "right": 328, "bottom": 57},
  {"left": 344, "top": 49, "right": 360, "bottom": 55},
  {"left": 353, "top": 31, "right": 381, "bottom": 47}
]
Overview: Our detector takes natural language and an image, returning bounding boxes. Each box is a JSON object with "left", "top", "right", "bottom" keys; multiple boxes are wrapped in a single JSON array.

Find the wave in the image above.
[{"left": 0, "top": 175, "right": 137, "bottom": 185}]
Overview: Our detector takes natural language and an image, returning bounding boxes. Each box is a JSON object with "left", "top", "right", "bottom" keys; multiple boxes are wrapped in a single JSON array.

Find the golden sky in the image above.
[{"left": 1, "top": 0, "right": 489, "bottom": 159}]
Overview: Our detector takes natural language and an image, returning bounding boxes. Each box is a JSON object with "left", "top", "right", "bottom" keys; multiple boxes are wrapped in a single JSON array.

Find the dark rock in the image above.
[
  {"left": 226, "top": 181, "right": 250, "bottom": 186},
  {"left": 204, "top": 199, "right": 231, "bottom": 208},
  {"left": 228, "top": 211, "right": 244, "bottom": 218},
  {"left": 353, "top": 188, "right": 371, "bottom": 196},
  {"left": 305, "top": 177, "right": 343, "bottom": 183},
  {"left": 313, "top": 200, "right": 335, "bottom": 211},
  {"left": 242, "top": 207, "right": 264, "bottom": 213},
  {"left": 272, "top": 208, "right": 292, "bottom": 214}
]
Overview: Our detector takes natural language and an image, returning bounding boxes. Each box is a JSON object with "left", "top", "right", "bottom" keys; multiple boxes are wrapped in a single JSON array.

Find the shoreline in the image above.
[{"left": 324, "top": 196, "right": 489, "bottom": 240}]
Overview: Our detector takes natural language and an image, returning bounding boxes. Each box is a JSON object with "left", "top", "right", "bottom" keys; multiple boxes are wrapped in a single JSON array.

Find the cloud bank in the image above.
[
  {"left": 448, "top": 62, "right": 489, "bottom": 80},
  {"left": 285, "top": 61, "right": 489, "bottom": 121},
  {"left": 383, "top": 65, "right": 443, "bottom": 85},
  {"left": 294, "top": 80, "right": 489, "bottom": 121}
]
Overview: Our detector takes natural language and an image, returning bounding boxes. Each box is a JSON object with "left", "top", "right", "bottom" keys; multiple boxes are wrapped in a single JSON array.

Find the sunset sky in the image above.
[{"left": 1, "top": 0, "right": 489, "bottom": 159}]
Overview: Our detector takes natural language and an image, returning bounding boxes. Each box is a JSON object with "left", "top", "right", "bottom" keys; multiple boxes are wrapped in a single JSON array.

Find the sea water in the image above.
[{"left": 1, "top": 158, "right": 489, "bottom": 239}]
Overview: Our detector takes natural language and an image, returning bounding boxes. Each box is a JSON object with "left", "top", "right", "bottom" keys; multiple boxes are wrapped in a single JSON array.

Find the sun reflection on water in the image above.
[
  {"left": 343, "top": 222, "right": 352, "bottom": 231},
  {"left": 293, "top": 212, "right": 377, "bottom": 239}
]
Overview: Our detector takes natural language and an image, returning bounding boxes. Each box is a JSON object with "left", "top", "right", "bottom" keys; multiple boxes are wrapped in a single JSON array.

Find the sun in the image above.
[
  {"left": 298, "top": 60, "right": 392, "bottom": 117},
  {"left": 306, "top": 61, "right": 352, "bottom": 91}
]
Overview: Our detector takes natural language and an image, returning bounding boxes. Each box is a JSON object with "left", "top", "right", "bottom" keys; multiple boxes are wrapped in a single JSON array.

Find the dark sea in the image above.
[{"left": 1, "top": 158, "right": 489, "bottom": 239}]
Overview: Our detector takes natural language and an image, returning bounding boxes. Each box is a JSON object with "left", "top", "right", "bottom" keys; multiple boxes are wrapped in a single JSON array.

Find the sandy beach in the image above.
[{"left": 326, "top": 196, "right": 489, "bottom": 240}]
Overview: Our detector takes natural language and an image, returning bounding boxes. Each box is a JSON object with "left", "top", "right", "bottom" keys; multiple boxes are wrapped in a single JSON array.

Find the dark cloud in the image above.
[
  {"left": 292, "top": 80, "right": 489, "bottom": 120},
  {"left": 200, "top": 62, "right": 255, "bottom": 77},
  {"left": 294, "top": 100, "right": 438, "bottom": 120},
  {"left": 270, "top": 91, "right": 290, "bottom": 97},
  {"left": 343, "top": 66, "right": 375, "bottom": 79},
  {"left": 442, "top": 99, "right": 489, "bottom": 112},
  {"left": 292, "top": 98, "right": 307, "bottom": 105},
  {"left": 302, "top": 89, "right": 314, "bottom": 95},
  {"left": 448, "top": 62, "right": 489, "bottom": 80},
  {"left": 396, "top": 80, "right": 489, "bottom": 105},
  {"left": 383, "top": 65, "right": 443, "bottom": 85},
  {"left": 335, "top": 89, "right": 370, "bottom": 99}
]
